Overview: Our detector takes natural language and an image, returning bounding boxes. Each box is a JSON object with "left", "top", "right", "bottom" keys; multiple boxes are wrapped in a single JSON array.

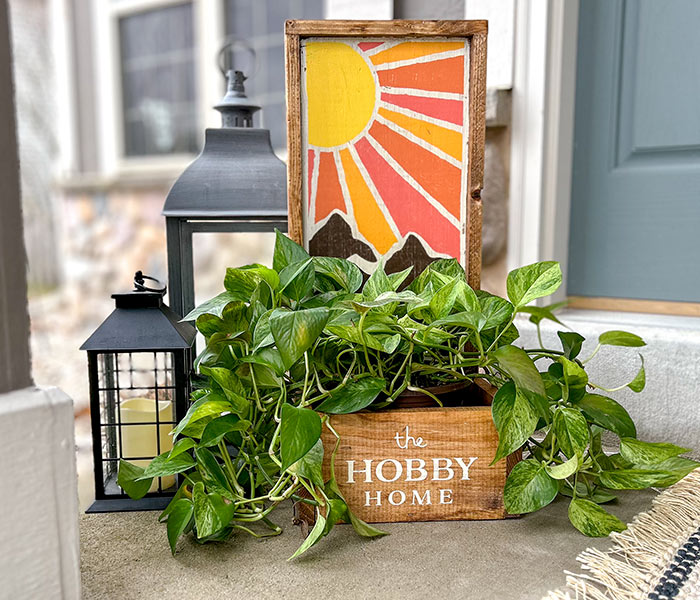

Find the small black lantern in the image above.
[
  {"left": 163, "top": 53, "right": 287, "bottom": 317},
  {"left": 81, "top": 272, "right": 196, "bottom": 512}
]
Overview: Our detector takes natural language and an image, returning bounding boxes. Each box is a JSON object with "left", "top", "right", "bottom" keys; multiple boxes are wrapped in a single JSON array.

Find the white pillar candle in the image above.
[{"left": 120, "top": 398, "right": 174, "bottom": 493}]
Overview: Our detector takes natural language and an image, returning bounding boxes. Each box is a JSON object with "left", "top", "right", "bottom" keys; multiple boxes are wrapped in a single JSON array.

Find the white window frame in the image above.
[
  {"left": 93, "top": 0, "right": 224, "bottom": 178},
  {"left": 507, "top": 0, "right": 579, "bottom": 303}
]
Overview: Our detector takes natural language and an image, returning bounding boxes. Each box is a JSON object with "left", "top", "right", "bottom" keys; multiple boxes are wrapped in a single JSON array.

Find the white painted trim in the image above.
[
  {"left": 507, "top": 0, "right": 579, "bottom": 303},
  {"left": 196, "top": 0, "right": 225, "bottom": 131},
  {"left": 50, "top": 0, "right": 76, "bottom": 176},
  {"left": 540, "top": 0, "right": 579, "bottom": 303},
  {"left": 108, "top": 0, "right": 184, "bottom": 16},
  {"left": 324, "top": 0, "right": 392, "bottom": 20},
  {"left": 464, "top": 0, "right": 515, "bottom": 89},
  {"left": 93, "top": 0, "right": 119, "bottom": 176},
  {"left": 0, "top": 387, "right": 80, "bottom": 599},
  {"left": 115, "top": 154, "right": 195, "bottom": 175},
  {"left": 508, "top": 0, "right": 548, "bottom": 270}
]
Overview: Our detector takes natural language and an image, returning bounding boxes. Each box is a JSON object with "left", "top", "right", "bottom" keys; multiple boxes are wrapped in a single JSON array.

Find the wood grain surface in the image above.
[
  {"left": 466, "top": 31, "right": 487, "bottom": 289},
  {"left": 286, "top": 20, "right": 488, "bottom": 37},
  {"left": 321, "top": 406, "right": 511, "bottom": 523}
]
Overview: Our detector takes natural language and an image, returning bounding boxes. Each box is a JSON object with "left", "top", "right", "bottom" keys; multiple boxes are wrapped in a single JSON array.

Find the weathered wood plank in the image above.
[
  {"left": 321, "top": 406, "right": 512, "bottom": 523},
  {"left": 285, "top": 19, "right": 488, "bottom": 37},
  {"left": 466, "top": 31, "right": 488, "bottom": 289},
  {"left": 284, "top": 32, "right": 304, "bottom": 245}
]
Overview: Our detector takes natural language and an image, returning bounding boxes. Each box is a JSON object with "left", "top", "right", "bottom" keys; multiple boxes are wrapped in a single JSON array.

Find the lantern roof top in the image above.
[
  {"left": 162, "top": 128, "right": 287, "bottom": 219},
  {"left": 81, "top": 287, "right": 195, "bottom": 353}
]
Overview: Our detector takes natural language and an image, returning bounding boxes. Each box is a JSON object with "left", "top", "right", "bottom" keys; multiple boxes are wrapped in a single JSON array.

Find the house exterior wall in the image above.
[{"left": 1, "top": 0, "right": 32, "bottom": 394}]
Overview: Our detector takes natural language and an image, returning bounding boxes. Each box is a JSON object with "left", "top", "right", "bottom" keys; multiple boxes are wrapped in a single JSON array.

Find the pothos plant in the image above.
[{"left": 118, "top": 231, "right": 698, "bottom": 555}]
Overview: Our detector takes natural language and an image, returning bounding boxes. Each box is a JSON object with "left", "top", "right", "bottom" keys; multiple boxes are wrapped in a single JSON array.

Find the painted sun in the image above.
[{"left": 302, "top": 38, "right": 469, "bottom": 274}]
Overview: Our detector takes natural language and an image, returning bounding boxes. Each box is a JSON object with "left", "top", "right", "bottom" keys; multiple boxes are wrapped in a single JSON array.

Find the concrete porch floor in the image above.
[{"left": 80, "top": 490, "right": 654, "bottom": 599}]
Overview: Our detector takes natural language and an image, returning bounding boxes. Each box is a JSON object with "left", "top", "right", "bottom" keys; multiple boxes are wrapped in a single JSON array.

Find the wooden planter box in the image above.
[
  {"left": 286, "top": 20, "right": 507, "bottom": 531},
  {"left": 294, "top": 381, "right": 520, "bottom": 528}
]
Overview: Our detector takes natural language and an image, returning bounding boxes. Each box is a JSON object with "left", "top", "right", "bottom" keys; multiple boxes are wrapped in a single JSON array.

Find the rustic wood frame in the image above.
[{"left": 285, "top": 20, "right": 488, "bottom": 289}]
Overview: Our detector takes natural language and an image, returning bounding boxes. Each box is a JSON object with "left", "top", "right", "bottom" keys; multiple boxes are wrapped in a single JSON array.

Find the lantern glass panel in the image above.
[
  {"left": 192, "top": 231, "right": 274, "bottom": 301},
  {"left": 96, "top": 350, "right": 178, "bottom": 496}
]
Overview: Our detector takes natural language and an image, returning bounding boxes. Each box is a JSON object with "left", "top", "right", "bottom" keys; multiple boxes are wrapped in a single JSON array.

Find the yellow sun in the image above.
[{"left": 305, "top": 42, "right": 376, "bottom": 148}]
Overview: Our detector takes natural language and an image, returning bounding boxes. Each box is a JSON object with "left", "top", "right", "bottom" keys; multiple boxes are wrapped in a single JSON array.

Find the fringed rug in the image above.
[{"left": 544, "top": 468, "right": 700, "bottom": 600}]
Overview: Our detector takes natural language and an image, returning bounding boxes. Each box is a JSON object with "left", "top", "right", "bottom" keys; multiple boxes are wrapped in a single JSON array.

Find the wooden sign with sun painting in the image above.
[{"left": 285, "top": 20, "right": 487, "bottom": 286}]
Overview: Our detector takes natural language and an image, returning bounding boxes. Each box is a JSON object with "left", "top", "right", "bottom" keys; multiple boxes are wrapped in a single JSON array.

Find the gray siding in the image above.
[{"left": 0, "top": 0, "right": 33, "bottom": 393}]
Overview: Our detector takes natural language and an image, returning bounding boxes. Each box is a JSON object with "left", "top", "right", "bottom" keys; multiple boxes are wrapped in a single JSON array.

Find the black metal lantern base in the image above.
[{"left": 87, "top": 496, "right": 172, "bottom": 514}]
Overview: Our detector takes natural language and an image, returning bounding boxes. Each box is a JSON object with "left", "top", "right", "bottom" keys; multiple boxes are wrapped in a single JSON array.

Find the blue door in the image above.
[{"left": 568, "top": 0, "right": 700, "bottom": 303}]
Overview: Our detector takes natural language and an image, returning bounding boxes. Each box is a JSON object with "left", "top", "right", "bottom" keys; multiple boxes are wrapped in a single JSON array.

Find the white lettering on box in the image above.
[
  {"left": 347, "top": 459, "right": 373, "bottom": 484},
  {"left": 405, "top": 458, "right": 428, "bottom": 481},
  {"left": 343, "top": 425, "right": 485, "bottom": 514},
  {"left": 394, "top": 425, "right": 428, "bottom": 449},
  {"left": 455, "top": 457, "right": 478, "bottom": 480},
  {"left": 388, "top": 490, "right": 406, "bottom": 505},
  {"left": 432, "top": 458, "right": 454, "bottom": 481},
  {"left": 439, "top": 489, "right": 454, "bottom": 504},
  {"left": 411, "top": 489, "right": 431, "bottom": 505},
  {"left": 376, "top": 458, "right": 402, "bottom": 483},
  {"left": 365, "top": 490, "right": 382, "bottom": 506}
]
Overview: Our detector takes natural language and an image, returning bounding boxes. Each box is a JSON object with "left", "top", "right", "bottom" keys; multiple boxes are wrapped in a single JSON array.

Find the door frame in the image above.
[{"left": 507, "top": 0, "right": 579, "bottom": 304}]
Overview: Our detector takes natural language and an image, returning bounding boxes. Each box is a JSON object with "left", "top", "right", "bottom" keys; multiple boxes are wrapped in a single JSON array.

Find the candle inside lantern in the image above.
[{"left": 120, "top": 397, "right": 174, "bottom": 493}]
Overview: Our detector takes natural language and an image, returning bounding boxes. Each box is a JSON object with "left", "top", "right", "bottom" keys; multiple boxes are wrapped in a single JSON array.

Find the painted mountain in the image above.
[{"left": 301, "top": 38, "right": 469, "bottom": 278}]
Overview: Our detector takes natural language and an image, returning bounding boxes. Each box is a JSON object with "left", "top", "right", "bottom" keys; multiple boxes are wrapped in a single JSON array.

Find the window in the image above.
[
  {"left": 118, "top": 2, "right": 198, "bottom": 157},
  {"left": 224, "top": 0, "right": 324, "bottom": 151}
]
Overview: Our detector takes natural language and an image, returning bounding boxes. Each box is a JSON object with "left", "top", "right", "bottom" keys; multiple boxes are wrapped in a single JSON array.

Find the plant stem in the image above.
[
  {"left": 357, "top": 311, "right": 376, "bottom": 375},
  {"left": 218, "top": 441, "right": 245, "bottom": 496},
  {"left": 300, "top": 351, "right": 311, "bottom": 404},
  {"left": 406, "top": 386, "right": 443, "bottom": 407},
  {"left": 474, "top": 330, "right": 485, "bottom": 359},
  {"left": 588, "top": 381, "right": 628, "bottom": 393},
  {"left": 232, "top": 523, "right": 282, "bottom": 538},
  {"left": 389, "top": 342, "right": 413, "bottom": 395},
  {"left": 523, "top": 348, "right": 565, "bottom": 356},
  {"left": 487, "top": 315, "right": 516, "bottom": 352},
  {"left": 581, "top": 343, "right": 601, "bottom": 365}
]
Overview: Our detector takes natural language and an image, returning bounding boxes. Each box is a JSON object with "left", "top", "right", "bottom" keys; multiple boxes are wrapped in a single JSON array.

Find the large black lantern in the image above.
[
  {"left": 163, "top": 63, "right": 287, "bottom": 318},
  {"left": 81, "top": 273, "right": 196, "bottom": 512}
]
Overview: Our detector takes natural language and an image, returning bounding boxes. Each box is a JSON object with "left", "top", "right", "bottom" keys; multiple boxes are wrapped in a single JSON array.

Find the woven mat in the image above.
[{"left": 544, "top": 468, "right": 700, "bottom": 600}]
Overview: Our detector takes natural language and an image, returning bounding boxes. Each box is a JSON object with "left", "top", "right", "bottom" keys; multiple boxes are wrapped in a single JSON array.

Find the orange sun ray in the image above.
[
  {"left": 377, "top": 55, "right": 465, "bottom": 94},
  {"left": 315, "top": 151, "right": 346, "bottom": 222},
  {"left": 369, "top": 41, "right": 464, "bottom": 66},
  {"left": 339, "top": 148, "right": 397, "bottom": 254},
  {"left": 378, "top": 107, "right": 462, "bottom": 161},
  {"left": 368, "top": 121, "right": 462, "bottom": 219}
]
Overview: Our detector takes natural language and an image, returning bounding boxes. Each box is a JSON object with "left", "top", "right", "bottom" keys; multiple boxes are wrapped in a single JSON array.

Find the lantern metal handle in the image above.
[
  {"left": 217, "top": 37, "right": 258, "bottom": 79},
  {"left": 134, "top": 271, "right": 167, "bottom": 295}
]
